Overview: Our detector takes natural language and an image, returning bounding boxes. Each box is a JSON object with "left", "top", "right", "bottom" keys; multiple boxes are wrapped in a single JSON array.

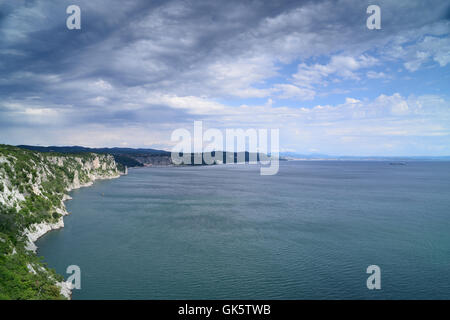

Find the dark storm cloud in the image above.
[
  {"left": 1, "top": 0, "right": 446, "bottom": 98},
  {"left": 0, "top": 0, "right": 319, "bottom": 116}
]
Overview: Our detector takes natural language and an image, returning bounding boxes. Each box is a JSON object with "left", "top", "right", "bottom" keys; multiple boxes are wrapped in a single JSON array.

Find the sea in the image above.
[{"left": 36, "top": 161, "right": 450, "bottom": 299}]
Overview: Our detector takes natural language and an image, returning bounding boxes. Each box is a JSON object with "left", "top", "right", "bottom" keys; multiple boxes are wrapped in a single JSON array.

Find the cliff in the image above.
[{"left": 0, "top": 145, "right": 124, "bottom": 299}]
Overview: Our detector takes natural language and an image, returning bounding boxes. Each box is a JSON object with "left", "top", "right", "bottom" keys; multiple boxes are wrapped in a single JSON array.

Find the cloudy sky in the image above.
[{"left": 0, "top": 0, "right": 449, "bottom": 155}]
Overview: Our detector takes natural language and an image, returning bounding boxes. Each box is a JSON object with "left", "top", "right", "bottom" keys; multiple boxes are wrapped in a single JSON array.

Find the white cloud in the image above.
[
  {"left": 292, "top": 55, "right": 378, "bottom": 88},
  {"left": 366, "top": 71, "right": 388, "bottom": 79},
  {"left": 388, "top": 35, "right": 450, "bottom": 72},
  {"left": 145, "top": 94, "right": 227, "bottom": 114},
  {"left": 2, "top": 92, "right": 448, "bottom": 155},
  {"left": 345, "top": 98, "right": 360, "bottom": 104},
  {"left": 273, "top": 84, "right": 316, "bottom": 101},
  {"left": 373, "top": 94, "right": 410, "bottom": 116},
  {"left": 94, "top": 79, "right": 113, "bottom": 90}
]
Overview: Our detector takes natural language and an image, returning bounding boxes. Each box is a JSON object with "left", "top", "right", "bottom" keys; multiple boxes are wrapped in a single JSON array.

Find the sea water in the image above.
[{"left": 36, "top": 161, "right": 450, "bottom": 299}]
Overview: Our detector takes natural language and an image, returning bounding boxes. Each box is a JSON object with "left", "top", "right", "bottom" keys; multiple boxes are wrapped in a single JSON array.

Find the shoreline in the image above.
[{"left": 22, "top": 173, "right": 123, "bottom": 299}]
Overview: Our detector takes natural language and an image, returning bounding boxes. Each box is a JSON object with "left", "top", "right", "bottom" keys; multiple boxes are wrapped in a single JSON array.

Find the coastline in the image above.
[{"left": 22, "top": 172, "right": 123, "bottom": 299}]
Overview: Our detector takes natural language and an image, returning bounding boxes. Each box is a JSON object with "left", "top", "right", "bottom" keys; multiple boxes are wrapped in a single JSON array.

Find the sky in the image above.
[{"left": 0, "top": 0, "right": 449, "bottom": 156}]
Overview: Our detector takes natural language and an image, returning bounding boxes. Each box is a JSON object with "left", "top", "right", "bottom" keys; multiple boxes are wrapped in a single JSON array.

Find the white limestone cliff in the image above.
[{"left": 0, "top": 150, "right": 125, "bottom": 299}]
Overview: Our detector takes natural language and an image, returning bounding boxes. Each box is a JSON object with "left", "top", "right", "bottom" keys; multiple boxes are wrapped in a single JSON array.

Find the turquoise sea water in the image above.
[{"left": 36, "top": 161, "right": 450, "bottom": 299}]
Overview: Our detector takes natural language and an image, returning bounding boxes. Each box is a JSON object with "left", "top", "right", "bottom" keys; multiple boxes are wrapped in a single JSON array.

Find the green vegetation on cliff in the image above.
[
  {"left": 0, "top": 224, "right": 65, "bottom": 300},
  {"left": 0, "top": 144, "right": 122, "bottom": 299}
]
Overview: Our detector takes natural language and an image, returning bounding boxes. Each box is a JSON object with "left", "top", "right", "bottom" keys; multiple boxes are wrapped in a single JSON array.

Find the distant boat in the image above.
[{"left": 389, "top": 162, "right": 406, "bottom": 165}]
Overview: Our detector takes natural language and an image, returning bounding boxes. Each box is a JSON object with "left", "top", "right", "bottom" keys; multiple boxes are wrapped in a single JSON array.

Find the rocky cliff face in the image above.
[{"left": 0, "top": 145, "right": 125, "bottom": 299}]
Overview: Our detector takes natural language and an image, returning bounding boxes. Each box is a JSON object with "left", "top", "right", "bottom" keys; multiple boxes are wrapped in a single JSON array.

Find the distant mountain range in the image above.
[{"left": 279, "top": 152, "right": 450, "bottom": 161}]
